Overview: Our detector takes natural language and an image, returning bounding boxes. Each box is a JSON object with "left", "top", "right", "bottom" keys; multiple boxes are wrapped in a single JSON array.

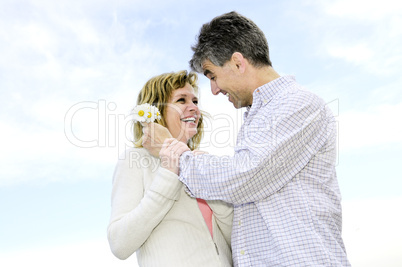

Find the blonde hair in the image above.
[{"left": 133, "top": 70, "right": 204, "bottom": 150}]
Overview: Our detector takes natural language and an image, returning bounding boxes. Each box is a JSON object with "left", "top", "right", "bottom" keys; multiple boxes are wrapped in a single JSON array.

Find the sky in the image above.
[{"left": 0, "top": 0, "right": 401, "bottom": 266}]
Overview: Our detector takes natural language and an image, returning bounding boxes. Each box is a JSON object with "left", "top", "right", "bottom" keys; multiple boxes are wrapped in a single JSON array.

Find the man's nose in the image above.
[{"left": 211, "top": 80, "right": 221, "bottom": 95}]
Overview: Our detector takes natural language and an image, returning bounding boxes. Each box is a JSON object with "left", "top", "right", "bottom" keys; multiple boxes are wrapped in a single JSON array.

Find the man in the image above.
[{"left": 143, "top": 11, "right": 350, "bottom": 266}]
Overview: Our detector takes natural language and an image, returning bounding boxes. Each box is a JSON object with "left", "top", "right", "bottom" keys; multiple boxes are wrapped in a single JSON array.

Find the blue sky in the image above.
[{"left": 1, "top": 0, "right": 401, "bottom": 266}]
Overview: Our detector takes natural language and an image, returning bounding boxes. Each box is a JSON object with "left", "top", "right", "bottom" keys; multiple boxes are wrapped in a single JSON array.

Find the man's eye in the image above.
[
  {"left": 193, "top": 100, "right": 198, "bottom": 105},
  {"left": 210, "top": 76, "right": 215, "bottom": 81}
]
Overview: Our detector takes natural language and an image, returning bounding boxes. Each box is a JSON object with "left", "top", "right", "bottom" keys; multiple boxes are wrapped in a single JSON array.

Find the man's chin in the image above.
[
  {"left": 232, "top": 102, "right": 243, "bottom": 109},
  {"left": 229, "top": 98, "right": 240, "bottom": 109}
]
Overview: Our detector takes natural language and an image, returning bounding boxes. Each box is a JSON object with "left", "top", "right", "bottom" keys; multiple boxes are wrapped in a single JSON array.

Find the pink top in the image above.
[{"left": 196, "top": 198, "right": 213, "bottom": 237}]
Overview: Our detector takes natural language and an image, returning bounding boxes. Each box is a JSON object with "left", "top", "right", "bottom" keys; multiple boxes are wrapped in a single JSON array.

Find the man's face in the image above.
[{"left": 202, "top": 59, "right": 252, "bottom": 108}]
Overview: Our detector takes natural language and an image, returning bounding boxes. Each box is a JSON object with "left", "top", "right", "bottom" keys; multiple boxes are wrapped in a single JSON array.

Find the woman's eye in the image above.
[
  {"left": 193, "top": 100, "right": 198, "bottom": 105},
  {"left": 177, "top": 98, "right": 185, "bottom": 103}
]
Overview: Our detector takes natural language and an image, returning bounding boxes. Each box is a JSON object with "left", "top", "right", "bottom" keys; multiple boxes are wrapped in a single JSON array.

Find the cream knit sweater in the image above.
[{"left": 107, "top": 148, "right": 233, "bottom": 267}]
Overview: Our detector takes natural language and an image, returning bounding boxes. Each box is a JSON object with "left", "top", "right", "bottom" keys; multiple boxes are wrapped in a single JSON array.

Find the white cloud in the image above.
[
  {"left": 367, "top": 79, "right": 402, "bottom": 104},
  {"left": 308, "top": 0, "right": 402, "bottom": 76},
  {"left": 343, "top": 196, "right": 402, "bottom": 266},
  {"left": 0, "top": 102, "right": 132, "bottom": 186},
  {"left": 327, "top": 43, "right": 373, "bottom": 66},
  {"left": 0, "top": 0, "right": 174, "bottom": 186},
  {"left": 20, "top": 23, "right": 56, "bottom": 52},
  {"left": 338, "top": 102, "right": 402, "bottom": 151},
  {"left": 0, "top": 239, "right": 139, "bottom": 267},
  {"left": 324, "top": 0, "right": 402, "bottom": 20}
]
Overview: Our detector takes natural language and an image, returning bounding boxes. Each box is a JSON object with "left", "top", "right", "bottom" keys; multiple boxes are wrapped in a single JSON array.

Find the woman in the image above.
[{"left": 107, "top": 70, "right": 233, "bottom": 267}]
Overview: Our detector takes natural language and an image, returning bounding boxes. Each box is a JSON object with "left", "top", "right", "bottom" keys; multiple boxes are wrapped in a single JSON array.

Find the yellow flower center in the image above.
[
  {"left": 147, "top": 112, "right": 152, "bottom": 118},
  {"left": 138, "top": 110, "right": 144, "bottom": 116}
]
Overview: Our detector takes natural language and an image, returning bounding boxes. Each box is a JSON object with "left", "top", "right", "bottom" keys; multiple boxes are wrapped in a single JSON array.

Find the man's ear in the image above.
[{"left": 231, "top": 52, "right": 246, "bottom": 74}]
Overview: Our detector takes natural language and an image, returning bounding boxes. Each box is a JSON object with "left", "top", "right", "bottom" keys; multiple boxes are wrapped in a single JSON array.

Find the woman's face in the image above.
[{"left": 165, "top": 83, "right": 200, "bottom": 143}]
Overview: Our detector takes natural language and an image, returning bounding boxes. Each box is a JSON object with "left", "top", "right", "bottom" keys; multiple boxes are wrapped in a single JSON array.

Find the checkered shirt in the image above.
[{"left": 179, "top": 75, "right": 350, "bottom": 266}]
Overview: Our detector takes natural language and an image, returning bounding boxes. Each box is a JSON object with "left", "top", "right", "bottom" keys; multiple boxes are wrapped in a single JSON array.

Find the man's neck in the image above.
[{"left": 252, "top": 66, "right": 281, "bottom": 89}]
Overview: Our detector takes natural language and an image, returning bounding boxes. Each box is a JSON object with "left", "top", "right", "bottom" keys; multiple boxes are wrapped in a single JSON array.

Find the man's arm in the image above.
[{"left": 177, "top": 96, "right": 335, "bottom": 205}]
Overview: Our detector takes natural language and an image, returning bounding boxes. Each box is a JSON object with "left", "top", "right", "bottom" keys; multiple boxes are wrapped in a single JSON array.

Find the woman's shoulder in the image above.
[
  {"left": 112, "top": 147, "right": 160, "bottom": 181},
  {"left": 116, "top": 147, "right": 160, "bottom": 173},
  {"left": 118, "top": 146, "right": 152, "bottom": 160}
]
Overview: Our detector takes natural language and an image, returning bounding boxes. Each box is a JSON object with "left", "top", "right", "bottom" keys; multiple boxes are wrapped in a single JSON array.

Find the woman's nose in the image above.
[{"left": 188, "top": 101, "right": 198, "bottom": 112}]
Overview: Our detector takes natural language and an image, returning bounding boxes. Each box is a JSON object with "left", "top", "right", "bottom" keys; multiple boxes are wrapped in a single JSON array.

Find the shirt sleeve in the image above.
[
  {"left": 107, "top": 150, "right": 182, "bottom": 260},
  {"left": 207, "top": 200, "right": 233, "bottom": 245},
  {"left": 179, "top": 91, "right": 334, "bottom": 205}
]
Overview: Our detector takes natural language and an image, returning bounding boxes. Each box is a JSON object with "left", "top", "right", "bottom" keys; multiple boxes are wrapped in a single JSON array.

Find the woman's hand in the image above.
[
  {"left": 142, "top": 122, "right": 172, "bottom": 157},
  {"left": 159, "top": 138, "right": 190, "bottom": 174}
]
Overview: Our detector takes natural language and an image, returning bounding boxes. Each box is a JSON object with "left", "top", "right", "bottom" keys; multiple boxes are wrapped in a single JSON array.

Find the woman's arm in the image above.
[
  {"left": 207, "top": 200, "right": 233, "bottom": 245},
  {"left": 107, "top": 150, "right": 182, "bottom": 260}
]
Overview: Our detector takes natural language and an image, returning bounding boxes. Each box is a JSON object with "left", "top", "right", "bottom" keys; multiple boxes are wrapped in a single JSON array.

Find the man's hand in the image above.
[
  {"left": 142, "top": 122, "right": 173, "bottom": 157},
  {"left": 160, "top": 138, "right": 190, "bottom": 174}
]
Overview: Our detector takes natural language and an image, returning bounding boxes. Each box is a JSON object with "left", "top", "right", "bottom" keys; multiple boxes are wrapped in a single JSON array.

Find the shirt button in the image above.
[
  {"left": 263, "top": 99, "right": 268, "bottom": 104},
  {"left": 238, "top": 221, "right": 241, "bottom": 226},
  {"left": 240, "top": 250, "right": 245, "bottom": 255}
]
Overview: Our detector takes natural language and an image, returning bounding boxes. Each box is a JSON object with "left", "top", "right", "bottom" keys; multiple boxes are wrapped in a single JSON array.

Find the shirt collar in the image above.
[
  {"left": 253, "top": 75, "right": 296, "bottom": 103},
  {"left": 245, "top": 75, "right": 297, "bottom": 115}
]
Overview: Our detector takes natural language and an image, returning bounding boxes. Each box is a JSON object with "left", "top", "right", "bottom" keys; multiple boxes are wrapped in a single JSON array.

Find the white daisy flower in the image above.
[{"left": 132, "top": 103, "right": 161, "bottom": 123}]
